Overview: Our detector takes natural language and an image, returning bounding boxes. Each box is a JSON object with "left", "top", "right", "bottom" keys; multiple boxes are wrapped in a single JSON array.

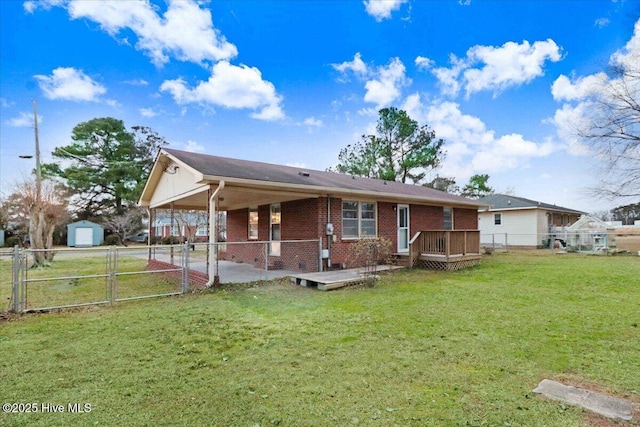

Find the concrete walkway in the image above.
[{"left": 533, "top": 379, "right": 634, "bottom": 421}]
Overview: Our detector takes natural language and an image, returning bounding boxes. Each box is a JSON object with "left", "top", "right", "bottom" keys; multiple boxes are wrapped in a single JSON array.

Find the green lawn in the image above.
[{"left": 1, "top": 252, "right": 638, "bottom": 426}]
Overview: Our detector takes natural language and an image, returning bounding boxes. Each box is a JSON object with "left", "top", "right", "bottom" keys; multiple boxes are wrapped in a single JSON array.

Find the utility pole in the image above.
[{"left": 32, "top": 98, "right": 42, "bottom": 205}]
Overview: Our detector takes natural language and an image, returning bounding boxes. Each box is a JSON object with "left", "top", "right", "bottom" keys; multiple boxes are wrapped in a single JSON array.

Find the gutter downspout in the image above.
[{"left": 205, "top": 181, "right": 225, "bottom": 288}]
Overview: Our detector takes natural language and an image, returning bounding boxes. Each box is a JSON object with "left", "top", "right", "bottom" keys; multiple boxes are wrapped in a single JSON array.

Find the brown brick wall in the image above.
[
  {"left": 453, "top": 208, "right": 478, "bottom": 229},
  {"left": 410, "top": 204, "right": 445, "bottom": 232},
  {"left": 225, "top": 198, "right": 478, "bottom": 270}
]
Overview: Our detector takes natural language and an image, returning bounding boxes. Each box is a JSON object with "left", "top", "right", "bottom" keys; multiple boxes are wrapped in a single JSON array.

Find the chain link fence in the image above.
[
  {"left": 4, "top": 239, "right": 321, "bottom": 313},
  {"left": 481, "top": 231, "right": 640, "bottom": 254}
]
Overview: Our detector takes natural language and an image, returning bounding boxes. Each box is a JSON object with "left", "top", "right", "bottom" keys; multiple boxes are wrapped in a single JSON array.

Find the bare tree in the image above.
[
  {"left": 173, "top": 210, "right": 208, "bottom": 243},
  {"left": 103, "top": 207, "right": 146, "bottom": 245},
  {"left": 579, "top": 52, "right": 640, "bottom": 199},
  {"left": 7, "top": 178, "right": 69, "bottom": 265}
]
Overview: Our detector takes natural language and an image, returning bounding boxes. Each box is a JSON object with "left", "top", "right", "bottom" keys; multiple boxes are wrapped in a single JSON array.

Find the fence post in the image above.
[
  {"left": 111, "top": 246, "right": 118, "bottom": 303},
  {"left": 183, "top": 242, "right": 190, "bottom": 293},
  {"left": 11, "top": 245, "right": 21, "bottom": 313},
  {"left": 505, "top": 233, "right": 509, "bottom": 252}
]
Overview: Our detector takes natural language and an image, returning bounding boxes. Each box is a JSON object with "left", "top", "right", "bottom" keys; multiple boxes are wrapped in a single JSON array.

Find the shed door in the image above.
[{"left": 75, "top": 227, "right": 93, "bottom": 247}]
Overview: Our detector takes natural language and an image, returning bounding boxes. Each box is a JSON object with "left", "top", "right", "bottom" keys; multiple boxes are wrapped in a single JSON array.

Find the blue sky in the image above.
[{"left": 1, "top": 0, "right": 638, "bottom": 212}]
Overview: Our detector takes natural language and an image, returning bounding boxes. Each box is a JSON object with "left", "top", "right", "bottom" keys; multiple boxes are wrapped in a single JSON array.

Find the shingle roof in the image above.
[
  {"left": 478, "top": 193, "right": 584, "bottom": 214},
  {"left": 164, "top": 148, "right": 484, "bottom": 208}
]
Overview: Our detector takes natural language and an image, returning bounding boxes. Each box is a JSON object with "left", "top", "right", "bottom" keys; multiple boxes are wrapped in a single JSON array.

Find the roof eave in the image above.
[{"left": 201, "top": 174, "right": 484, "bottom": 208}]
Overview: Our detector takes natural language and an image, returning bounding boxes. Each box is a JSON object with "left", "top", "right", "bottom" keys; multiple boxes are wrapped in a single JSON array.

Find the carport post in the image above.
[
  {"left": 205, "top": 181, "right": 224, "bottom": 287},
  {"left": 183, "top": 242, "right": 190, "bottom": 293}
]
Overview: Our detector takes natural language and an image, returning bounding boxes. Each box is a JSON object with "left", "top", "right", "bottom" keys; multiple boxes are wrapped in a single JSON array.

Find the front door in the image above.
[{"left": 397, "top": 204, "right": 409, "bottom": 253}]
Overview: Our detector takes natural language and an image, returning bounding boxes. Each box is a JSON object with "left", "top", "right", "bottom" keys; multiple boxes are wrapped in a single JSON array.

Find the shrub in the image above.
[
  {"left": 104, "top": 234, "right": 122, "bottom": 246},
  {"left": 347, "top": 237, "right": 393, "bottom": 285},
  {"left": 161, "top": 236, "right": 183, "bottom": 245},
  {"left": 4, "top": 236, "right": 19, "bottom": 247}
]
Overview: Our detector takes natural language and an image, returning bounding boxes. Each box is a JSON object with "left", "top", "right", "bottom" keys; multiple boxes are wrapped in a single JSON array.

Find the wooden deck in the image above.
[
  {"left": 290, "top": 265, "right": 404, "bottom": 291},
  {"left": 409, "top": 230, "right": 482, "bottom": 270}
]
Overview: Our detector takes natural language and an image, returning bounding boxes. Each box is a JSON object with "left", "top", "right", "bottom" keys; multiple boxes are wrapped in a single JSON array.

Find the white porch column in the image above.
[{"left": 205, "top": 181, "right": 225, "bottom": 287}]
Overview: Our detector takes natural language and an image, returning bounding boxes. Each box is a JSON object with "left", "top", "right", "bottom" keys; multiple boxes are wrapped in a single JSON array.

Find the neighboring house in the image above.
[
  {"left": 139, "top": 149, "right": 486, "bottom": 279},
  {"left": 152, "top": 211, "right": 210, "bottom": 242},
  {"left": 478, "top": 194, "right": 584, "bottom": 248},
  {"left": 67, "top": 220, "right": 104, "bottom": 247}
]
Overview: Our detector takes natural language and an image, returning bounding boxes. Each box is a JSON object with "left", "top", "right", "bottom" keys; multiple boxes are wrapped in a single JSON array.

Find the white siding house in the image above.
[{"left": 478, "top": 194, "right": 584, "bottom": 248}]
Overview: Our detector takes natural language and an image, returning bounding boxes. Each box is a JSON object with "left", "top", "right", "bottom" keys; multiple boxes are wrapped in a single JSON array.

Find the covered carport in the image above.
[{"left": 138, "top": 148, "right": 322, "bottom": 286}]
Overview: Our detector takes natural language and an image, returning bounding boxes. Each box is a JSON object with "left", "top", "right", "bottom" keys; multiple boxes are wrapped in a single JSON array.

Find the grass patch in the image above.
[{"left": 1, "top": 252, "right": 639, "bottom": 426}]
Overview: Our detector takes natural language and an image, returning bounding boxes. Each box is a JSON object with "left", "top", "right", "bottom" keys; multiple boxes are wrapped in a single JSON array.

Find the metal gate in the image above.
[{"left": 10, "top": 244, "right": 189, "bottom": 313}]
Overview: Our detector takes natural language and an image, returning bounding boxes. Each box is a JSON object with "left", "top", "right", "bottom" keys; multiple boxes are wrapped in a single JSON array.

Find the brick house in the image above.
[{"left": 139, "top": 149, "right": 486, "bottom": 283}]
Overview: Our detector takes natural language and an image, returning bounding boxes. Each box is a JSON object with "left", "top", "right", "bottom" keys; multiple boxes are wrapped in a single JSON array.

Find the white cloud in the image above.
[
  {"left": 432, "top": 54, "right": 466, "bottom": 97},
  {"left": 160, "top": 61, "right": 285, "bottom": 121},
  {"left": 331, "top": 52, "right": 369, "bottom": 78},
  {"left": 551, "top": 103, "right": 591, "bottom": 156},
  {"left": 363, "top": 57, "right": 410, "bottom": 107},
  {"left": 286, "top": 162, "right": 307, "bottom": 168},
  {"left": 550, "top": 73, "right": 604, "bottom": 102},
  {"left": 125, "top": 79, "right": 149, "bottom": 86},
  {"left": 303, "top": 117, "right": 323, "bottom": 127},
  {"left": 6, "top": 112, "right": 38, "bottom": 127},
  {"left": 34, "top": 0, "right": 238, "bottom": 67},
  {"left": 549, "top": 18, "right": 640, "bottom": 157},
  {"left": 415, "top": 56, "right": 434, "bottom": 71},
  {"left": 595, "top": 17, "right": 610, "bottom": 28},
  {"left": 401, "top": 94, "right": 557, "bottom": 180},
  {"left": 139, "top": 107, "right": 158, "bottom": 118},
  {"left": 433, "top": 39, "right": 563, "bottom": 98},
  {"left": 610, "top": 18, "right": 640, "bottom": 70},
  {"left": 333, "top": 54, "right": 410, "bottom": 107},
  {"left": 363, "top": 0, "right": 407, "bottom": 22},
  {"left": 1, "top": 98, "right": 15, "bottom": 108},
  {"left": 183, "top": 140, "right": 205, "bottom": 153},
  {"left": 34, "top": 67, "right": 108, "bottom": 102}
]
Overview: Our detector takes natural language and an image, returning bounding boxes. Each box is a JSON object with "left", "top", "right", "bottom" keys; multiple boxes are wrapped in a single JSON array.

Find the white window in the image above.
[
  {"left": 196, "top": 226, "right": 208, "bottom": 236},
  {"left": 342, "top": 201, "right": 377, "bottom": 238},
  {"left": 443, "top": 208, "right": 453, "bottom": 230},
  {"left": 248, "top": 208, "right": 259, "bottom": 240},
  {"left": 494, "top": 213, "right": 502, "bottom": 226}
]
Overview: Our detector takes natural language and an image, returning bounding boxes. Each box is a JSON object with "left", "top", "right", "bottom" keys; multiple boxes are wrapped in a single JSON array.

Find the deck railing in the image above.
[{"left": 409, "top": 230, "right": 481, "bottom": 267}]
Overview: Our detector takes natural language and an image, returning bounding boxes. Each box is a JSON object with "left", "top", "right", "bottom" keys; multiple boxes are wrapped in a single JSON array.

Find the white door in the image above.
[
  {"left": 397, "top": 205, "right": 409, "bottom": 253},
  {"left": 75, "top": 227, "right": 93, "bottom": 247},
  {"left": 269, "top": 204, "right": 281, "bottom": 256}
]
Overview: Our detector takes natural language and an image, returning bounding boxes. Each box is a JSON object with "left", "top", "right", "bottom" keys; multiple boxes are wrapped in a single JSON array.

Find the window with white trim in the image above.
[
  {"left": 248, "top": 208, "right": 258, "bottom": 240},
  {"left": 494, "top": 213, "right": 502, "bottom": 226},
  {"left": 342, "top": 201, "right": 377, "bottom": 238}
]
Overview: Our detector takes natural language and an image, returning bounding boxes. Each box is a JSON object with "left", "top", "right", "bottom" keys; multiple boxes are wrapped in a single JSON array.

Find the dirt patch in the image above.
[{"left": 615, "top": 236, "right": 640, "bottom": 253}]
